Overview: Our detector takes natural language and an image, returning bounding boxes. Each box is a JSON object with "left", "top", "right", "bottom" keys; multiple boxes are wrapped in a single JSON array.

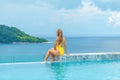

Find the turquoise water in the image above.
[
  {"left": 0, "top": 60, "right": 120, "bottom": 80},
  {"left": 1, "top": 37, "right": 120, "bottom": 63}
]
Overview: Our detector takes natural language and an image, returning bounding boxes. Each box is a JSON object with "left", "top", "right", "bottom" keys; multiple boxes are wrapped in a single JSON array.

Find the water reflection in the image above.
[{"left": 48, "top": 62, "right": 67, "bottom": 80}]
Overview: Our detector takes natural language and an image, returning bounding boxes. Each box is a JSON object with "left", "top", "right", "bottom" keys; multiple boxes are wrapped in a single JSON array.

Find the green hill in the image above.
[{"left": 0, "top": 25, "right": 48, "bottom": 43}]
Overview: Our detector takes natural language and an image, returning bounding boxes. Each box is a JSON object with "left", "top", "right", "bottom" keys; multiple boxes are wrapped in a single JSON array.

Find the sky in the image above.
[{"left": 0, "top": 0, "right": 120, "bottom": 37}]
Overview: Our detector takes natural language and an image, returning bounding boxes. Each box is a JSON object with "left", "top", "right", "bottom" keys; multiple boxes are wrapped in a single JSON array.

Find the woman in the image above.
[{"left": 44, "top": 29, "right": 69, "bottom": 62}]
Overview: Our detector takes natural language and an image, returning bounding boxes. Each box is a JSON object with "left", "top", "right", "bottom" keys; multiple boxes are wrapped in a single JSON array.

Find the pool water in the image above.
[{"left": 0, "top": 60, "right": 120, "bottom": 80}]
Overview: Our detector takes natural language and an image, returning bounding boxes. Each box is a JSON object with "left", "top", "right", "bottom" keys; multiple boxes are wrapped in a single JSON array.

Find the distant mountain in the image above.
[{"left": 0, "top": 25, "right": 48, "bottom": 43}]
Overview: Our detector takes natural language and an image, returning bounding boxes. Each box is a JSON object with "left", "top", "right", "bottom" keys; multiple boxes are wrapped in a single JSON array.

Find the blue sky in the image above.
[{"left": 0, "top": 0, "right": 120, "bottom": 37}]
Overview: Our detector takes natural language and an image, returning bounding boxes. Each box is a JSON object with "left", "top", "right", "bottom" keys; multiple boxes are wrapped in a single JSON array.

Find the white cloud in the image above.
[
  {"left": 108, "top": 12, "right": 120, "bottom": 26},
  {"left": 57, "top": 1, "right": 104, "bottom": 17},
  {"left": 1, "top": 0, "right": 119, "bottom": 27},
  {"left": 80, "top": 1, "right": 104, "bottom": 16},
  {"left": 53, "top": 0, "right": 120, "bottom": 27},
  {"left": 50, "top": 0, "right": 107, "bottom": 25}
]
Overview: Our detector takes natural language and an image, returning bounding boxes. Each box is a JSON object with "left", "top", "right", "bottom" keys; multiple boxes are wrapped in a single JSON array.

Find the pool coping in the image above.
[
  {"left": 64, "top": 52, "right": 120, "bottom": 56},
  {"left": 1, "top": 52, "right": 120, "bottom": 65}
]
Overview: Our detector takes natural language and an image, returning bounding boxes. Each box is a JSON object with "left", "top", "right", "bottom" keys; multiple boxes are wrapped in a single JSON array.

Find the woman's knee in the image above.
[
  {"left": 48, "top": 49, "right": 52, "bottom": 54},
  {"left": 49, "top": 48, "right": 54, "bottom": 52},
  {"left": 48, "top": 49, "right": 53, "bottom": 55}
]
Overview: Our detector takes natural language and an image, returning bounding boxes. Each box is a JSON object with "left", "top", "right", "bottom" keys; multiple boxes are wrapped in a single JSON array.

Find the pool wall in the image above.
[{"left": 60, "top": 52, "right": 120, "bottom": 62}]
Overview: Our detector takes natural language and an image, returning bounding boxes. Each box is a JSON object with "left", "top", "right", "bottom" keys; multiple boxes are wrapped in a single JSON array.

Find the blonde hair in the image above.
[
  {"left": 56, "top": 29, "right": 63, "bottom": 45},
  {"left": 54, "top": 29, "right": 63, "bottom": 49}
]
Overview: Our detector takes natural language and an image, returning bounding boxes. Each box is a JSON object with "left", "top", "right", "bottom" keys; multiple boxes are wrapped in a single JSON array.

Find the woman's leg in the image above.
[
  {"left": 44, "top": 48, "right": 59, "bottom": 62},
  {"left": 50, "top": 54, "right": 55, "bottom": 62},
  {"left": 44, "top": 50, "right": 50, "bottom": 62}
]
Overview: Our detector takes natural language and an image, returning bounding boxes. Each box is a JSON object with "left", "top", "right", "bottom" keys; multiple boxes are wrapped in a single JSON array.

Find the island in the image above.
[{"left": 0, "top": 25, "right": 48, "bottom": 43}]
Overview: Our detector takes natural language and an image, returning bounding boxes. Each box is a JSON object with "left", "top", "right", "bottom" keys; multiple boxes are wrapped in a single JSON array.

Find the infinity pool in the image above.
[{"left": 0, "top": 60, "right": 120, "bottom": 80}]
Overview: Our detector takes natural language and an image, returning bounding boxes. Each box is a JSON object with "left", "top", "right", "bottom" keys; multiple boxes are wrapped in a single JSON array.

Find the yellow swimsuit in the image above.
[
  {"left": 56, "top": 45, "right": 64, "bottom": 56},
  {"left": 56, "top": 39, "right": 65, "bottom": 56}
]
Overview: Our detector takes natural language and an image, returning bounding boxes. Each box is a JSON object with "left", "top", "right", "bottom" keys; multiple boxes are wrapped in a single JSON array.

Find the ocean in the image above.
[{"left": 1, "top": 37, "right": 120, "bottom": 63}]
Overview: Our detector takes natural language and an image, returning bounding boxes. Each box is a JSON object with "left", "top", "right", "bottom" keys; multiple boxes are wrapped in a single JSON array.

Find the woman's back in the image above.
[{"left": 55, "top": 37, "right": 65, "bottom": 56}]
